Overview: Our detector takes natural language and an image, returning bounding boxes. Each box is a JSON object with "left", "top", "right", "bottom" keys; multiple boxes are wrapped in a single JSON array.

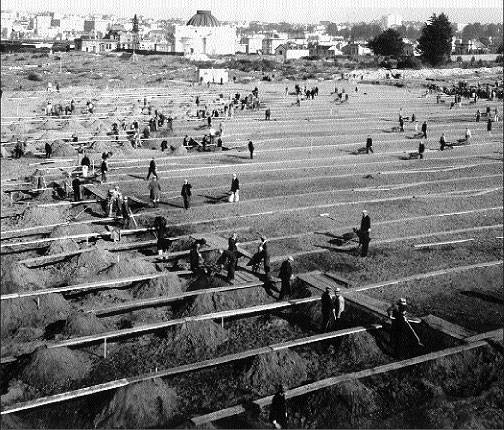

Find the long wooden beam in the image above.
[
  {"left": 0, "top": 271, "right": 192, "bottom": 300},
  {"left": 190, "top": 336, "right": 497, "bottom": 426},
  {"left": 88, "top": 281, "right": 264, "bottom": 316},
  {"left": 0, "top": 325, "right": 382, "bottom": 415}
]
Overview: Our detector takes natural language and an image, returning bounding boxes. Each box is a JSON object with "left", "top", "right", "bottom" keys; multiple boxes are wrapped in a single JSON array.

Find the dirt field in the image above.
[{"left": 0, "top": 53, "right": 502, "bottom": 428}]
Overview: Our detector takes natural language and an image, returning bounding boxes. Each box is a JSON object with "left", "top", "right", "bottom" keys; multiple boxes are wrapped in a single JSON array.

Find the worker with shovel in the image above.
[
  {"left": 321, "top": 287, "right": 337, "bottom": 332},
  {"left": 387, "top": 297, "right": 423, "bottom": 357}
]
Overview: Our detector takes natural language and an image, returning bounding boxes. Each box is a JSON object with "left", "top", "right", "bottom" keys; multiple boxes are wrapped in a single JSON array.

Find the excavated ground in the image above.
[{"left": 1, "top": 63, "right": 503, "bottom": 428}]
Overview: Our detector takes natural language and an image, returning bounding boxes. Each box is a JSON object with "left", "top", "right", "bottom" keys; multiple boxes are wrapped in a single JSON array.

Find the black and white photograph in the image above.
[{"left": 0, "top": 0, "right": 503, "bottom": 428}]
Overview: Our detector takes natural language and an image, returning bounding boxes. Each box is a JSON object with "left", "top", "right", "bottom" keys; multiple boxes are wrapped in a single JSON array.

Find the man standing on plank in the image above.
[
  {"left": 270, "top": 385, "right": 288, "bottom": 429},
  {"left": 321, "top": 286, "right": 336, "bottom": 332},
  {"left": 248, "top": 140, "right": 254, "bottom": 159}
]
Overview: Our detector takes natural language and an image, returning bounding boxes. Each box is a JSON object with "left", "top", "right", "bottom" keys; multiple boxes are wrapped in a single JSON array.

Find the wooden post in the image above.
[
  {"left": 103, "top": 338, "right": 107, "bottom": 358},
  {"left": 221, "top": 317, "right": 224, "bottom": 328},
  {"left": 36, "top": 297, "right": 40, "bottom": 310}
]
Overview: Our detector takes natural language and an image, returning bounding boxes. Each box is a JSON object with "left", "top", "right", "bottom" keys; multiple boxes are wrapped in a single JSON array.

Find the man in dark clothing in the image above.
[
  {"left": 359, "top": 210, "right": 371, "bottom": 257},
  {"left": 418, "top": 141, "right": 425, "bottom": 159},
  {"left": 421, "top": 121, "right": 427, "bottom": 139},
  {"left": 207, "top": 115, "right": 212, "bottom": 127},
  {"left": 146, "top": 158, "right": 158, "bottom": 180},
  {"left": 161, "top": 140, "right": 168, "bottom": 152},
  {"left": 278, "top": 256, "right": 294, "bottom": 300},
  {"left": 181, "top": 179, "right": 192, "bottom": 210},
  {"left": 387, "top": 297, "right": 410, "bottom": 357},
  {"left": 248, "top": 140, "right": 254, "bottom": 159},
  {"left": 121, "top": 196, "right": 132, "bottom": 229},
  {"left": 100, "top": 158, "right": 108, "bottom": 183},
  {"left": 321, "top": 287, "right": 336, "bottom": 332},
  {"left": 262, "top": 240, "right": 271, "bottom": 274},
  {"left": 228, "top": 232, "right": 238, "bottom": 252},
  {"left": 366, "top": 136, "right": 373, "bottom": 154},
  {"left": 45, "top": 142, "right": 52, "bottom": 158},
  {"left": 399, "top": 117, "right": 404, "bottom": 132},
  {"left": 189, "top": 239, "right": 206, "bottom": 273},
  {"left": 439, "top": 133, "right": 446, "bottom": 151},
  {"left": 72, "top": 177, "right": 81, "bottom": 202},
  {"left": 269, "top": 385, "right": 287, "bottom": 429},
  {"left": 230, "top": 173, "right": 240, "bottom": 203},
  {"left": 487, "top": 118, "right": 493, "bottom": 135},
  {"left": 265, "top": 107, "right": 271, "bottom": 120}
]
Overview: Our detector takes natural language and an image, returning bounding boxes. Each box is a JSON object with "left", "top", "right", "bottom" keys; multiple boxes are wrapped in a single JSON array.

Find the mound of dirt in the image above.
[
  {"left": 49, "top": 223, "right": 93, "bottom": 238},
  {"left": 1, "top": 293, "right": 71, "bottom": 338},
  {"left": 44, "top": 239, "right": 80, "bottom": 255},
  {"left": 71, "top": 246, "right": 116, "bottom": 281},
  {"left": 133, "top": 273, "right": 183, "bottom": 299},
  {"left": 41, "top": 118, "right": 61, "bottom": 130},
  {"left": 96, "top": 257, "right": 156, "bottom": 281},
  {"left": 9, "top": 122, "right": 31, "bottom": 135},
  {"left": 0, "top": 260, "right": 44, "bottom": 294},
  {"left": 171, "top": 145, "right": 187, "bottom": 156},
  {"left": 20, "top": 346, "right": 92, "bottom": 391},
  {"left": 1, "top": 379, "right": 38, "bottom": 408},
  {"left": 171, "top": 320, "right": 228, "bottom": 357},
  {"left": 242, "top": 349, "right": 307, "bottom": 396},
  {"left": 18, "top": 205, "right": 70, "bottom": 228},
  {"left": 94, "top": 379, "right": 179, "bottom": 429},
  {"left": 51, "top": 140, "right": 77, "bottom": 157},
  {"left": 179, "top": 275, "right": 271, "bottom": 317},
  {"left": 334, "top": 331, "right": 388, "bottom": 368},
  {"left": 63, "top": 311, "right": 107, "bottom": 337},
  {"left": 1, "top": 146, "right": 8, "bottom": 158},
  {"left": 90, "top": 141, "right": 114, "bottom": 154}
]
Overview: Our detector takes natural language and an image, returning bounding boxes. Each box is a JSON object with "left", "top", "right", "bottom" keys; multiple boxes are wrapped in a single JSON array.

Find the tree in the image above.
[
  {"left": 368, "top": 29, "right": 405, "bottom": 58},
  {"left": 417, "top": 13, "right": 454, "bottom": 66}
]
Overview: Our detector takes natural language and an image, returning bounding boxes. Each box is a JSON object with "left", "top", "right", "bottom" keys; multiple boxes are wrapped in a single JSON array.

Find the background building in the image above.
[{"left": 173, "top": 10, "right": 236, "bottom": 56}]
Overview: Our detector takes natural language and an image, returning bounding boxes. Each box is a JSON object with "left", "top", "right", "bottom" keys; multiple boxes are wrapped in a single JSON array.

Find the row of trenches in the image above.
[
  {"left": 1, "top": 249, "right": 503, "bottom": 425},
  {"left": 1, "top": 212, "right": 503, "bottom": 428},
  {"left": 2, "top": 290, "right": 503, "bottom": 429}
]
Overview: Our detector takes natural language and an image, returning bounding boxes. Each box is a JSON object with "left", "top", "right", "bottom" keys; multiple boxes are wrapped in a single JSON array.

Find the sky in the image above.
[{"left": 2, "top": 0, "right": 503, "bottom": 24}]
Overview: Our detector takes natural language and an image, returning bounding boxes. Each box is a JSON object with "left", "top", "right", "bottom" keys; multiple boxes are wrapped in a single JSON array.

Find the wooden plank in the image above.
[
  {"left": 269, "top": 324, "right": 382, "bottom": 351},
  {"left": 464, "top": 328, "right": 503, "bottom": 343},
  {"left": 312, "top": 273, "right": 342, "bottom": 291},
  {"left": 82, "top": 184, "right": 108, "bottom": 201},
  {"left": 0, "top": 272, "right": 191, "bottom": 300},
  {"left": 37, "top": 199, "right": 98, "bottom": 208},
  {"left": 422, "top": 315, "right": 476, "bottom": 340},
  {"left": 43, "top": 297, "right": 320, "bottom": 350},
  {"left": 20, "top": 248, "right": 94, "bottom": 267},
  {"left": 1, "top": 326, "right": 381, "bottom": 415},
  {"left": 414, "top": 238, "right": 475, "bottom": 248},
  {"left": 1, "top": 217, "right": 115, "bottom": 237},
  {"left": 89, "top": 281, "right": 263, "bottom": 316},
  {"left": 190, "top": 340, "right": 490, "bottom": 426},
  {"left": 128, "top": 195, "right": 150, "bottom": 206},
  {"left": 323, "top": 272, "right": 352, "bottom": 287}
]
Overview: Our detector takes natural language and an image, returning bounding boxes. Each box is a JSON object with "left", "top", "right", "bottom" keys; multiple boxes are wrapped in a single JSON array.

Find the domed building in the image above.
[{"left": 173, "top": 10, "right": 236, "bottom": 56}]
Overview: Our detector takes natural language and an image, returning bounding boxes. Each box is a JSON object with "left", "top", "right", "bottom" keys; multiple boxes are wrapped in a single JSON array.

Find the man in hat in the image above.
[
  {"left": 269, "top": 385, "right": 287, "bottom": 429},
  {"left": 359, "top": 210, "right": 371, "bottom": 257},
  {"left": 278, "top": 256, "right": 294, "bottom": 300},
  {"left": 321, "top": 287, "right": 336, "bottom": 332},
  {"left": 366, "top": 135, "right": 373, "bottom": 154},
  {"left": 189, "top": 239, "right": 205, "bottom": 273},
  {"left": 121, "top": 196, "right": 132, "bottom": 229}
]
